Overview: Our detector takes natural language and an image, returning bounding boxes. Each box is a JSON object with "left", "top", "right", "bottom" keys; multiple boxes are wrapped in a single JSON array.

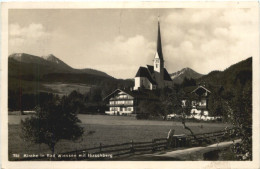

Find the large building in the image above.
[
  {"left": 134, "top": 20, "right": 172, "bottom": 90},
  {"left": 104, "top": 89, "right": 158, "bottom": 115}
]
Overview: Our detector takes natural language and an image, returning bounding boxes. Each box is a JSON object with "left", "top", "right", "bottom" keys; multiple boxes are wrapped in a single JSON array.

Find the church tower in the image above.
[
  {"left": 154, "top": 18, "right": 164, "bottom": 73},
  {"left": 153, "top": 18, "right": 165, "bottom": 87},
  {"left": 133, "top": 16, "right": 172, "bottom": 91}
]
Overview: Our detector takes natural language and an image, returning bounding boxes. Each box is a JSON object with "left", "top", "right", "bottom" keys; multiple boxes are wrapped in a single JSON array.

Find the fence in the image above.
[
  {"left": 53, "top": 137, "right": 168, "bottom": 160},
  {"left": 16, "top": 128, "right": 238, "bottom": 161}
]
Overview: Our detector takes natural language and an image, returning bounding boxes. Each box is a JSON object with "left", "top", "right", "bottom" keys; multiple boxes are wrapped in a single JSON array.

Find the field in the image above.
[
  {"left": 41, "top": 83, "right": 92, "bottom": 96},
  {"left": 8, "top": 114, "right": 231, "bottom": 159},
  {"left": 8, "top": 77, "right": 92, "bottom": 95}
]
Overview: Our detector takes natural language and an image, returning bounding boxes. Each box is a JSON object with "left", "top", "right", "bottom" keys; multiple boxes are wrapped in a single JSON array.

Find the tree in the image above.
[
  {"left": 208, "top": 87, "right": 226, "bottom": 118},
  {"left": 161, "top": 86, "right": 200, "bottom": 141},
  {"left": 68, "top": 90, "right": 85, "bottom": 114},
  {"left": 21, "top": 96, "right": 84, "bottom": 154},
  {"left": 137, "top": 100, "right": 164, "bottom": 118},
  {"left": 181, "top": 77, "right": 196, "bottom": 88},
  {"left": 208, "top": 68, "right": 252, "bottom": 160},
  {"left": 224, "top": 83, "right": 252, "bottom": 160}
]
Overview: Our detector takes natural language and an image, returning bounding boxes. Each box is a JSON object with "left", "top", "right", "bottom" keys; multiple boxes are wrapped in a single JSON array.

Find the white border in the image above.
[{"left": 1, "top": 2, "right": 259, "bottom": 169}]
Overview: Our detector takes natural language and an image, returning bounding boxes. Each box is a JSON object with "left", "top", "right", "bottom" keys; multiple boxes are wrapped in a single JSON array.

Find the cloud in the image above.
[
  {"left": 9, "top": 23, "right": 51, "bottom": 55},
  {"left": 88, "top": 35, "right": 155, "bottom": 78},
  {"left": 161, "top": 8, "right": 258, "bottom": 74},
  {"left": 8, "top": 9, "right": 258, "bottom": 79}
]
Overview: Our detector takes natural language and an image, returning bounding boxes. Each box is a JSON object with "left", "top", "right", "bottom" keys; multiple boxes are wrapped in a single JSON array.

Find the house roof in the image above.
[
  {"left": 135, "top": 67, "right": 157, "bottom": 85},
  {"left": 103, "top": 88, "right": 159, "bottom": 101},
  {"left": 103, "top": 89, "right": 125, "bottom": 101},
  {"left": 191, "top": 85, "right": 211, "bottom": 94}
]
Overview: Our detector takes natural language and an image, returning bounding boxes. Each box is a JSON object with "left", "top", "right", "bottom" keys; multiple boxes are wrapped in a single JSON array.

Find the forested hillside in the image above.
[{"left": 8, "top": 53, "right": 134, "bottom": 111}]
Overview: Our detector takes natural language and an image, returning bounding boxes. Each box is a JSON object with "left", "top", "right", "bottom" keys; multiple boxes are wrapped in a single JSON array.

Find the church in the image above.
[
  {"left": 104, "top": 19, "right": 172, "bottom": 115},
  {"left": 133, "top": 20, "right": 172, "bottom": 91}
]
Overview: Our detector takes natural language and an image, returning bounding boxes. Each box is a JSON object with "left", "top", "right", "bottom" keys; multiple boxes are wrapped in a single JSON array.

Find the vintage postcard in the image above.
[{"left": 1, "top": 1, "right": 259, "bottom": 169}]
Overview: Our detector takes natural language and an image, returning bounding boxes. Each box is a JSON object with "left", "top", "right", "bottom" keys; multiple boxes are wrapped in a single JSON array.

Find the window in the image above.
[
  {"left": 201, "top": 100, "right": 206, "bottom": 105},
  {"left": 156, "top": 64, "right": 158, "bottom": 68}
]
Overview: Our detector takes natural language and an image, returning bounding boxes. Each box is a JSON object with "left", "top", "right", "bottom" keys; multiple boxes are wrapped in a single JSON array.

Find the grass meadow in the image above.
[
  {"left": 41, "top": 83, "right": 92, "bottom": 96},
  {"left": 8, "top": 114, "right": 231, "bottom": 160}
]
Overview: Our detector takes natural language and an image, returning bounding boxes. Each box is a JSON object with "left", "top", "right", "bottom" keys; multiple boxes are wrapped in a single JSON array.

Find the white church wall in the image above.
[
  {"left": 134, "top": 77, "right": 141, "bottom": 90},
  {"left": 134, "top": 77, "right": 152, "bottom": 90}
]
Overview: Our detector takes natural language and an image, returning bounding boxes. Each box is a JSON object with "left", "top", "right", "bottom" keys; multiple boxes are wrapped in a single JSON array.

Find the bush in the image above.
[{"left": 136, "top": 113, "right": 149, "bottom": 120}]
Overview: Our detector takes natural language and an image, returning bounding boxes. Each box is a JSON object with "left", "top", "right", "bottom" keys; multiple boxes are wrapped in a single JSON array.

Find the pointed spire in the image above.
[{"left": 156, "top": 16, "right": 163, "bottom": 60}]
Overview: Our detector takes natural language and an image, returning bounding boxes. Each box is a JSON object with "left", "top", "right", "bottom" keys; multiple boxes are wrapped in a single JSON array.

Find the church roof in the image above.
[
  {"left": 163, "top": 68, "right": 172, "bottom": 81},
  {"left": 146, "top": 65, "right": 172, "bottom": 82},
  {"left": 147, "top": 65, "right": 154, "bottom": 74},
  {"left": 156, "top": 21, "right": 164, "bottom": 60},
  {"left": 135, "top": 67, "right": 157, "bottom": 85}
]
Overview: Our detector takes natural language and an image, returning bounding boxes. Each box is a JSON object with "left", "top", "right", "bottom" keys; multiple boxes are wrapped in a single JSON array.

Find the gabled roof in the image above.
[
  {"left": 103, "top": 88, "right": 159, "bottom": 101},
  {"left": 191, "top": 85, "right": 211, "bottom": 94},
  {"left": 163, "top": 68, "right": 172, "bottom": 81},
  {"left": 103, "top": 89, "right": 129, "bottom": 101},
  {"left": 147, "top": 65, "right": 154, "bottom": 74},
  {"left": 135, "top": 67, "right": 157, "bottom": 85},
  {"left": 146, "top": 65, "right": 172, "bottom": 82}
]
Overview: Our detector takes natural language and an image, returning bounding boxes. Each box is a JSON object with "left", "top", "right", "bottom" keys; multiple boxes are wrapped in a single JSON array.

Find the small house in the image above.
[{"left": 182, "top": 85, "right": 211, "bottom": 119}]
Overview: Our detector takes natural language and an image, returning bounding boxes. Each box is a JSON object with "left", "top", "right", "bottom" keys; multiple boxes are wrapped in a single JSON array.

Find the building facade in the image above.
[
  {"left": 134, "top": 20, "right": 172, "bottom": 90},
  {"left": 182, "top": 85, "right": 211, "bottom": 119},
  {"left": 104, "top": 89, "right": 135, "bottom": 115},
  {"left": 104, "top": 89, "right": 158, "bottom": 115}
]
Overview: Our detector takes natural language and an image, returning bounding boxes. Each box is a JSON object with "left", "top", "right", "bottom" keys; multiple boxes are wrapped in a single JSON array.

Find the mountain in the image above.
[
  {"left": 79, "top": 68, "right": 113, "bottom": 78},
  {"left": 9, "top": 53, "right": 112, "bottom": 78},
  {"left": 9, "top": 53, "right": 75, "bottom": 77},
  {"left": 41, "top": 54, "right": 73, "bottom": 70},
  {"left": 8, "top": 53, "right": 133, "bottom": 94},
  {"left": 170, "top": 67, "right": 203, "bottom": 84},
  {"left": 197, "top": 57, "right": 252, "bottom": 87}
]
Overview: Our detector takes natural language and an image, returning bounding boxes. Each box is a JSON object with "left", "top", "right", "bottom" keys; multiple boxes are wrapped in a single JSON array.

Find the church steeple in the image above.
[
  {"left": 156, "top": 16, "right": 164, "bottom": 61},
  {"left": 154, "top": 16, "right": 164, "bottom": 73}
]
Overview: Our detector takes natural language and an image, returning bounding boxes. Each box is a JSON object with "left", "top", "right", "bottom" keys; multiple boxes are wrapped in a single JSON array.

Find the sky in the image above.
[{"left": 9, "top": 8, "right": 259, "bottom": 79}]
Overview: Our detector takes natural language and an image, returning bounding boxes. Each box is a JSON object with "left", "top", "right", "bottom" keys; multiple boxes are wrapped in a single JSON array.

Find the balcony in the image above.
[
  {"left": 110, "top": 98, "right": 133, "bottom": 101},
  {"left": 105, "top": 111, "right": 134, "bottom": 115},
  {"left": 196, "top": 105, "right": 207, "bottom": 109},
  {"left": 182, "top": 104, "right": 207, "bottom": 109},
  {"left": 107, "top": 103, "right": 134, "bottom": 107}
]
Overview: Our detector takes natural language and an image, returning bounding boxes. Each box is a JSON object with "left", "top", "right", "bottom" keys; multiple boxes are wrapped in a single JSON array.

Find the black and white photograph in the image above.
[{"left": 1, "top": 2, "right": 259, "bottom": 169}]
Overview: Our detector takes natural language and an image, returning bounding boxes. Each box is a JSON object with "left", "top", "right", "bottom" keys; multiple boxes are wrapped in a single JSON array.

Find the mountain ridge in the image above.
[
  {"left": 9, "top": 53, "right": 112, "bottom": 78},
  {"left": 170, "top": 67, "right": 203, "bottom": 84},
  {"left": 197, "top": 57, "right": 252, "bottom": 87}
]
